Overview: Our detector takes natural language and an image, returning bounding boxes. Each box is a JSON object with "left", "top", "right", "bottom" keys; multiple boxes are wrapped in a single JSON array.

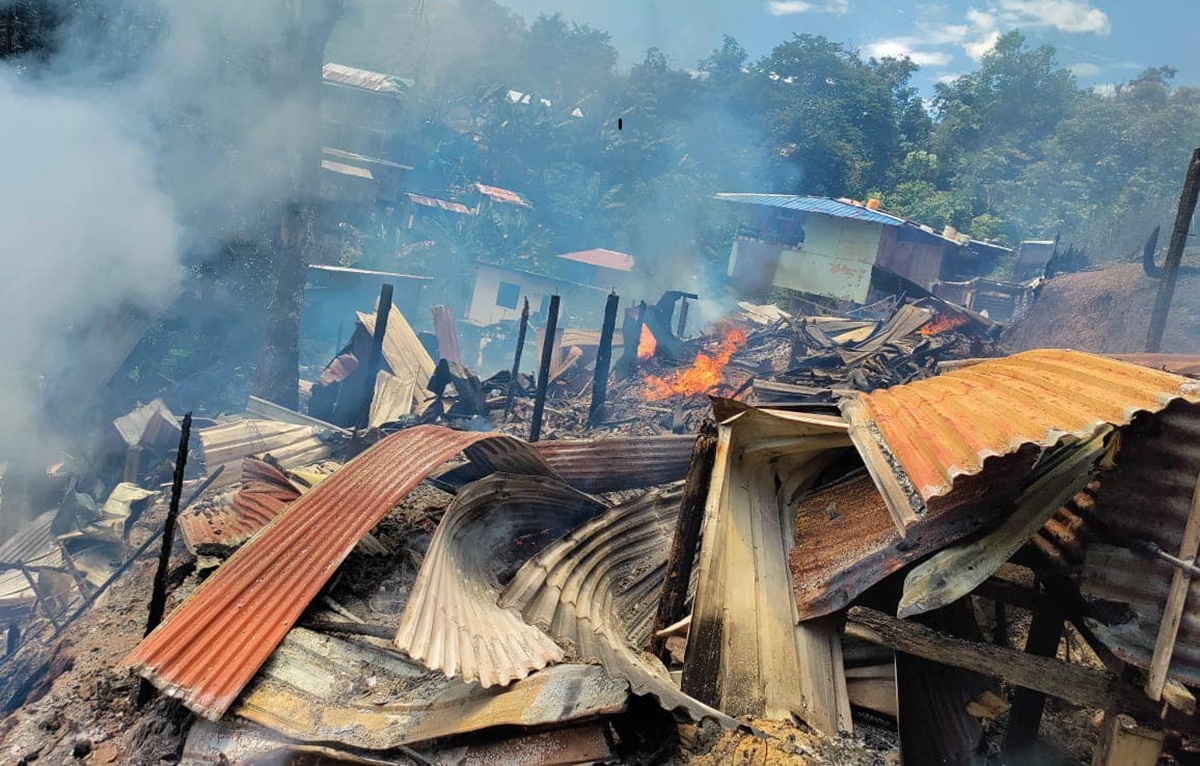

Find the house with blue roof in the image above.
[{"left": 716, "top": 193, "right": 1006, "bottom": 305}]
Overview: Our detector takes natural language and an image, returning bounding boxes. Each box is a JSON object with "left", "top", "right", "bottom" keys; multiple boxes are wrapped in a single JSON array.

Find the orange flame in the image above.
[
  {"left": 918, "top": 314, "right": 968, "bottom": 336},
  {"left": 644, "top": 329, "right": 748, "bottom": 400},
  {"left": 638, "top": 324, "right": 657, "bottom": 360}
]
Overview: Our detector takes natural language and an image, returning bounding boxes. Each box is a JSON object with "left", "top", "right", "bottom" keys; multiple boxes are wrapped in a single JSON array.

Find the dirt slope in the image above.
[{"left": 1004, "top": 262, "right": 1200, "bottom": 354}]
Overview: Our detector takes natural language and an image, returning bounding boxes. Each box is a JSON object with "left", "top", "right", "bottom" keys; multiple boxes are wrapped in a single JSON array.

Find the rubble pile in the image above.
[{"left": 5, "top": 293, "right": 1200, "bottom": 766}]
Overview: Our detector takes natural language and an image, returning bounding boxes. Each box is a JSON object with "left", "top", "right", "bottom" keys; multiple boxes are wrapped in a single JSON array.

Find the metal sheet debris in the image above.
[
  {"left": 1081, "top": 402, "right": 1200, "bottom": 686},
  {"left": 437, "top": 433, "right": 696, "bottom": 494},
  {"left": 501, "top": 486, "right": 736, "bottom": 725},
  {"left": 228, "top": 627, "right": 628, "bottom": 751},
  {"left": 198, "top": 419, "right": 336, "bottom": 488},
  {"left": 684, "top": 406, "right": 854, "bottom": 731},
  {"left": 395, "top": 474, "right": 605, "bottom": 687},
  {"left": 177, "top": 459, "right": 300, "bottom": 554},
  {"left": 127, "top": 426, "right": 560, "bottom": 720},
  {"left": 841, "top": 349, "right": 1200, "bottom": 528}
]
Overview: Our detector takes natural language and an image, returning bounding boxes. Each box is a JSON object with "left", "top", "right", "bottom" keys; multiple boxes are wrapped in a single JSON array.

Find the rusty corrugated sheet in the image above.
[
  {"left": 1080, "top": 402, "right": 1200, "bottom": 684},
  {"left": 842, "top": 349, "right": 1200, "bottom": 527},
  {"left": 178, "top": 459, "right": 300, "bottom": 555},
  {"left": 126, "top": 426, "right": 558, "bottom": 720},
  {"left": 394, "top": 474, "right": 606, "bottom": 687},
  {"left": 557, "top": 248, "right": 635, "bottom": 272},
  {"left": 500, "top": 487, "right": 734, "bottom": 725},
  {"left": 437, "top": 434, "right": 696, "bottom": 494},
  {"left": 222, "top": 627, "right": 627, "bottom": 753},
  {"left": 476, "top": 182, "right": 531, "bottom": 208}
]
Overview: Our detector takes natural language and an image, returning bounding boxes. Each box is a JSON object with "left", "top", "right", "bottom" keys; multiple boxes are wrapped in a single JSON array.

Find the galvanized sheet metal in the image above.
[
  {"left": 1080, "top": 402, "right": 1200, "bottom": 685},
  {"left": 394, "top": 474, "right": 606, "bottom": 687},
  {"left": 226, "top": 627, "right": 627, "bottom": 752},
  {"left": 842, "top": 349, "right": 1200, "bottom": 524},
  {"left": 499, "top": 487, "right": 734, "bottom": 724},
  {"left": 127, "top": 426, "right": 558, "bottom": 720},
  {"left": 322, "top": 62, "right": 411, "bottom": 93},
  {"left": 715, "top": 193, "right": 904, "bottom": 227},
  {"left": 198, "top": 419, "right": 335, "bottom": 488},
  {"left": 437, "top": 433, "right": 696, "bottom": 494}
]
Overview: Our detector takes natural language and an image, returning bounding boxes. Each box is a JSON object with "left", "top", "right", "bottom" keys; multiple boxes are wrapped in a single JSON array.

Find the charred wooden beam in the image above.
[
  {"left": 1002, "top": 589, "right": 1067, "bottom": 758},
  {"left": 138, "top": 412, "right": 193, "bottom": 707},
  {"left": 356, "top": 283, "right": 394, "bottom": 429},
  {"left": 650, "top": 422, "right": 716, "bottom": 661},
  {"left": 1142, "top": 225, "right": 1162, "bottom": 278},
  {"left": 1146, "top": 147, "right": 1200, "bottom": 352},
  {"left": 845, "top": 606, "right": 1158, "bottom": 719},
  {"left": 677, "top": 297, "right": 689, "bottom": 338},
  {"left": 588, "top": 292, "right": 620, "bottom": 427},
  {"left": 504, "top": 297, "right": 530, "bottom": 419},
  {"left": 529, "top": 294, "right": 560, "bottom": 443}
]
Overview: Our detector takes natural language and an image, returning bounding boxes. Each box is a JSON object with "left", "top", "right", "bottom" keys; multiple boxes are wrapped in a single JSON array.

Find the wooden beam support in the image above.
[
  {"left": 1146, "top": 467, "right": 1200, "bottom": 700},
  {"left": 1002, "top": 589, "right": 1067, "bottom": 758},
  {"left": 1092, "top": 713, "right": 1164, "bottom": 766},
  {"left": 845, "top": 607, "right": 1158, "bottom": 718}
]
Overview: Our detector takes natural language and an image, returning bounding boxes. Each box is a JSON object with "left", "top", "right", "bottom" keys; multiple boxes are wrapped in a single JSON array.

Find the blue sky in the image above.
[{"left": 500, "top": 0, "right": 1200, "bottom": 92}]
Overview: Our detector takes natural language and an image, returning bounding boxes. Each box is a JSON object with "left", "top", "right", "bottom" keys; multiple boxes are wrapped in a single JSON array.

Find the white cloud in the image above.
[
  {"left": 1069, "top": 62, "right": 1102, "bottom": 77},
  {"left": 998, "top": 0, "right": 1111, "bottom": 35},
  {"left": 764, "top": 0, "right": 848, "bottom": 15},
  {"left": 865, "top": 38, "right": 953, "bottom": 67},
  {"left": 868, "top": 0, "right": 1110, "bottom": 72}
]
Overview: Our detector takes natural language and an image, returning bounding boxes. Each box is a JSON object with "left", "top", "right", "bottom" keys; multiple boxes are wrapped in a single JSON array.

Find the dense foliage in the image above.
[{"left": 325, "top": 1, "right": 1199, "bottom": 286}]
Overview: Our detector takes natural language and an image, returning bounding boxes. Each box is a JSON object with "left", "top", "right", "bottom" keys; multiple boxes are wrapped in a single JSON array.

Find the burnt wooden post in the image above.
[
  {"left": 138, "top": 412, "right": 193, "bottom": 707},
  {"left": 676, "top": 297, "right": 690, "bottom": 338},
  {"left": 357, "top": 283, "right": 394, "bottom": 429},
  {"left": 1146, "top": 147, "right": 1200, "bottom": 352},
  {"left": 504, "top": 297, "right": 530, "bottom": 419},
  {"left": 529, "top": 294, "right": 560, "bottom": 443},
  {"left": 1002, "top": 587, "right": 1067, "bottom": 758},
  {"left": 588, "top": 292, "right": 620, "bottom": 427},
  {"left": 650, "top": 422, "right": 717, "bottom": 661}
]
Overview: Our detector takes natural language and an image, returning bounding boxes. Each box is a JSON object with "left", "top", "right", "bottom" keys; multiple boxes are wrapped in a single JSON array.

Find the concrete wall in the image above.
[{"left": 772, "top": 216, "right": 882, "bottom": 303}]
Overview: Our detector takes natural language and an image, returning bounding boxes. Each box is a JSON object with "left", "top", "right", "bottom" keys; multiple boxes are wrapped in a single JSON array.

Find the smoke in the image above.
[
  {"left": 0, "top": 68, "right": 180, "bottom": 465},
  {"left": 0, "top": 0, "right": 327, "bottom": 471}
]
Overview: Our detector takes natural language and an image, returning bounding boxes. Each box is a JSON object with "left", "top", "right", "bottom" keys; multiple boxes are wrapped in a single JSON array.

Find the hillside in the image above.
[{"left": 1004, "top": 261, "right": 1200, "bottom": 354}]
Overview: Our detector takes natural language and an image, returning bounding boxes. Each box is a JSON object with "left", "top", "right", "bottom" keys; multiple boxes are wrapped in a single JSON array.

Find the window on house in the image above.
[{"left": 496, "top": 281, "right": 521, "bottom": 310}]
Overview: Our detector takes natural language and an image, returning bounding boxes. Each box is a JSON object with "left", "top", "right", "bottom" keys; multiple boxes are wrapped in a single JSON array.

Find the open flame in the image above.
[
  {"left": 644, "top": 329, "right": 748, "bottom": 400},
  {"left": 918, "top": 314, "right": 968, "bottom": 336},
  {"left": 637, "top": 324, "right": 657, "bottom": 360}
]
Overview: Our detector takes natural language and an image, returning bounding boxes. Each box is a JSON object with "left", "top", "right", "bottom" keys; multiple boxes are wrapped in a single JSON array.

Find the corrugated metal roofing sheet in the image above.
[
  {"left": 556, "top": 248, "right": 635, "bottom": 272},
  {"left": 198, "top": 420, "right": 335, "bottom": 488},
  {"left": 476, "top": 183, "right": 531, "bottom": 208},
  {"left": 842, "top": 349, "right": 1200, "bottom": 527},
  {"left": 178, "top": 459, "right": 300, "bottom": 555},
  {"left": 322, "top": 62, "right": 412, "bottom": 94},
  {"left": 226, "top": 627, "right": 628, "bottom": 751},
  {"left": 436, "top": 434, "right": 695, "bottom": 494},
  {"left": 320, "top": 159, "right": 373, "bottom": 180},
  {"left": 127, "top": 426, "right": 560, "bottom": 720},
  {"left": 1080, "top": 402, "right": 1200, "bottom": 685},
  {"left": 500, "top": 487, "right": 733, "bottom": 724},
  {"left": 394, "top": 473, "right": 605, "bottom": 687},
  {"left": 407, "top": 192, "right": 474, "bottom": 215},
  {"left": 715, "top": 193, "right": 904, "bottom": 227}
]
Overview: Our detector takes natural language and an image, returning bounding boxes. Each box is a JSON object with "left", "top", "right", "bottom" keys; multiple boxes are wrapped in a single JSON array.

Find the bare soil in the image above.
[{"left": 1004, "top": 261, "right": 1200, "bottom": 354}]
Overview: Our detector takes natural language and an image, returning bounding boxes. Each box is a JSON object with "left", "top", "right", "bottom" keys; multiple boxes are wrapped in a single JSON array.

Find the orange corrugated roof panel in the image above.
[
  {"left": 842, "top": 349, "right": 1200, "bottom": 527},
  {"left": 127, "top": 426, "right": 556, "bottom": 720}
]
